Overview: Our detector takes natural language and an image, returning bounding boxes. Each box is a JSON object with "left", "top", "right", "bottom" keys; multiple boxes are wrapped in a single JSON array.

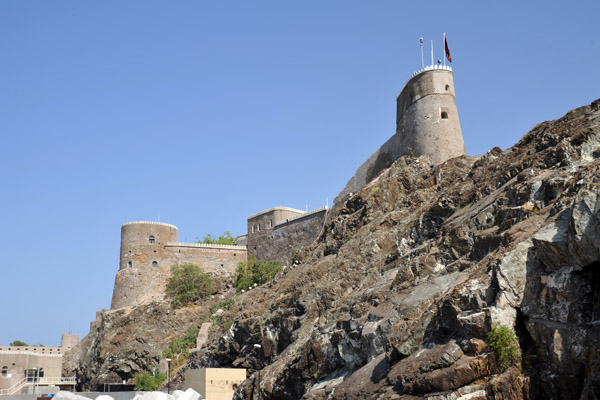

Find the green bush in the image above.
[
  {"left": 234, "top": 255, "right": 282, "bottom": 292},
  {"left": 162, "top": 327, "right": 199, "bottom": 361},
  {"left": 134, "top": 370, "right": 166, "bottom": 391},
  {"left": 197, "top": 231, "right": 237, "bottom": 245},
  {"left": 165, "top": 264, "right": 214, "bottom": 308},
  {"left": 486, "top": 325, "right": 520, "bottom": 371},
  {"left": 9, "top": 340, "right": 28, "bottom": 346}
]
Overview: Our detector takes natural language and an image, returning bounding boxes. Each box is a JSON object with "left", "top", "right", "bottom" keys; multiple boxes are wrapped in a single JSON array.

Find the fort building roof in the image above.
[
  {"left": 122, "top": 221, "right": 178, "bottom": 230},
  {"left": 247, "top": 206, "right": 306, "bottom": 220}
]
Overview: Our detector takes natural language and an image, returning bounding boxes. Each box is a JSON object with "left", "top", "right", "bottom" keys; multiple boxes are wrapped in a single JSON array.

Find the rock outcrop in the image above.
[
  {"left": 63, "top": 302, "right": 205, "bottom": 391},
  {"left": 185, "top": 99, "right": 600, "bottom": 399}
]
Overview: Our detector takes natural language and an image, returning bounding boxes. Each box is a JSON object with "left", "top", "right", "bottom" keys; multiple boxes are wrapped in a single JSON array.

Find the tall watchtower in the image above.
[
  {"left": 395, "top": 65, "right": 465, "bottom": 165},
  {"left": 334, "top": 65, "right": 466, "bottom": 206}
]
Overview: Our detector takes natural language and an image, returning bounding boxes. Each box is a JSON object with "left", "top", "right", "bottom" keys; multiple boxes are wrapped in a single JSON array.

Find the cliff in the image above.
[
  {"left": 67, "top": 99, "right": 600, "bottom": 399},
  {"left": 188, "top": 99, "right": 600, "bottom": 399}
]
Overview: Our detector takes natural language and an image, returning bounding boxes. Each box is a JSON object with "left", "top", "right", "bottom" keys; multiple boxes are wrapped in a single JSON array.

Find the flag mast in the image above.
[
  {"left": 420, "top": 37, "right": 424, "bottom": 68},
  {"left": 443, "top": 33, "right": 446, "bottom": 66},
  {"left": 430, "top": 39, "right": 434, "bottom": 67}
]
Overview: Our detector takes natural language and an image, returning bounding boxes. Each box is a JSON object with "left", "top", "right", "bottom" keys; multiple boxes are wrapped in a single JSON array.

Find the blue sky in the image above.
[{"left": 1, "top": 1, "right": 598, "bottom": 346}]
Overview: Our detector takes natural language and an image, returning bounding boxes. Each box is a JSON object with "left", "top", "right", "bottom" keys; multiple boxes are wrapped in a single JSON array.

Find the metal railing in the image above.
[{"left": 0, "top": 377, "right": 76, "bottom": 396}]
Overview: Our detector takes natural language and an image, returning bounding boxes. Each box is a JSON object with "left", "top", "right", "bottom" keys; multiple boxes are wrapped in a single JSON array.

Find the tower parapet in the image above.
[{"left": 334, "top": 65, "right": 465, "bottom": 206}]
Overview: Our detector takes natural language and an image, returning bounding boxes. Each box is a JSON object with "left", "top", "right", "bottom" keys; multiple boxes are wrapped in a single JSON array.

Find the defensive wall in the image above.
[
  {"left": 335, "top": 65, "right": 465, "bottom": 206},
  {"left": 247, "top": 206, "right": 328, "bottom": 264},
  {"left": 111, "top": 222, "right": 247, "bottom": 310}
]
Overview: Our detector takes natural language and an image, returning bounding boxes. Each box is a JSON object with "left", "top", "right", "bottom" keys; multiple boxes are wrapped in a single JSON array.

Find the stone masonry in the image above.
[{"left": 110, "top": 222, "right": 247, "bottom": 309}]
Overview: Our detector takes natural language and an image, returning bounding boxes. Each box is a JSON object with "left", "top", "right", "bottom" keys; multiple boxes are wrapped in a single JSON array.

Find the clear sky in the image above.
[{"left": 1, "top": 1, "right": 598, "bottom": 346}]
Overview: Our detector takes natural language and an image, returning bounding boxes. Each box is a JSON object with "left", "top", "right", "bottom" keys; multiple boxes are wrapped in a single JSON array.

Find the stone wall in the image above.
[
  {"left": 110, "top": 222, "right": 247, "bottom": 310},
  {"left": 335, "top": 65, "right": 465, "bottom": 206},
  {"left": 248, "top": 207, "right": 328, "bottom": 264}
]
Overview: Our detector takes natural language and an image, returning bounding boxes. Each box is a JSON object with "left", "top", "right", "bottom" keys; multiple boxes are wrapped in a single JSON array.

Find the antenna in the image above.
[
  {"left": 430, "top": 40, "right": 434, "bottom": 67},
  {"left": 420, "top": 37, "right": 424, "bottom": 68}
]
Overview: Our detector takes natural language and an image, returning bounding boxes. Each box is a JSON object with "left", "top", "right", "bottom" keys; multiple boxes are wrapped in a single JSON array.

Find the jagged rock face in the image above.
[
  {"left": 63, "top": 302, "right": 202, "bottom": 391},
  {"left": 187, "top": 99, "right": 600, "bottom": 399}
]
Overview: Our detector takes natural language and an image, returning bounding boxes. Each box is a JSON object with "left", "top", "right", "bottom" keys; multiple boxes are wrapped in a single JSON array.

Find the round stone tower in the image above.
[
  {"left": 396, "top": 65, "right": 465, "bottom": 165},
  {"left": 111, "top": 221, "right": 178, "bottom": 309}
]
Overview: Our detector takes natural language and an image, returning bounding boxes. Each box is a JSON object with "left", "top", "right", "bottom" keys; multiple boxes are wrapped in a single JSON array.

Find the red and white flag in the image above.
[{"left": 445, "top": 33, "right": 452, "bottom": 63}]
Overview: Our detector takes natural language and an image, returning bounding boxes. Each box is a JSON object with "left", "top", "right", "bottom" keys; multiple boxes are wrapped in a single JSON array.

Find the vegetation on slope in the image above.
[{"left": 165, "top": 263, "right": 214, "bottom": 308}]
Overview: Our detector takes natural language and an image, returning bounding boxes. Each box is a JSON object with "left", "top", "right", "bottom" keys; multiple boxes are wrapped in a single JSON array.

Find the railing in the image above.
[
  {"left": 274, "top": 206, "right": 328, "bottom": 227},
  {"left": 0, "top": 350, "right": 62, "bottom": 357},
  {"left": 165, "top": 242, "right": 247, "bottom": 250},
  {"left": 0, "top": 377, "right": 76, "bottom": 396}
]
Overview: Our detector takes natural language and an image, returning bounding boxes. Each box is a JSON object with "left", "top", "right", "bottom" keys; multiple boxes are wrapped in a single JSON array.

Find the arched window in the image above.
[
  {"left": 2, "top": 366, "right": 7, "bottom": 376},
  {"left": 128, "top": 261, "right": 132, "bottom": 268},
  {"left": 441, "top": 111, "right": 449, "bottom": 119},
  {"left": 258, "top": 223, "right": 261, "bottom": 232},
  {"left": 152, "top": 261, "right": 158, "bottom": 268},
  {"left": 149, "top": 236, "right": 155, "bottom": 244},
  {"left": 38, "top": 368, "right": 44, "bottom": 378}
]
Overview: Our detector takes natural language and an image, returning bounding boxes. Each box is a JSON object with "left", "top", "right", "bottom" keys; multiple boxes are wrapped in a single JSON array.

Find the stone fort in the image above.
[{"left": 110, "top": 64, "right": 464, "bottom": 310}]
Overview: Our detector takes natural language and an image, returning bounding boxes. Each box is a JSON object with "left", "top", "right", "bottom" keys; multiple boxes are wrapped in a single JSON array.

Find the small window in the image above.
[
  {"left": 258, "top": 223, "right": 261, "bottom": 232},
  {"left": 128, "top": 261, "right": 132, "bottom": 268},
  {"left": 2, "top": 366, "right": 7, "bottom": 376},
  {"left": 152, "top": 261, "right": 158, "bottom": 268},
  {"left": 149, "top": 236, "right": 155, "bottom": 244},
  {"left": 252, "top": 225, "right": 255, "bottom": 233},
  {"left": 269, "top": 219, "right": 273, "bottom": 228},
  {"left": 441, "top": 111, "right": 449, "bottom": 119},
  {"left": 445, "top": 84, "right": 450, "bottom": 91}
]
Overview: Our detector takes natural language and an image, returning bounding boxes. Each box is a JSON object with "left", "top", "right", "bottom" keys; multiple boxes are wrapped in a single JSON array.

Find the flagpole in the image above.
[
  {"left": 430, "top": 40, "right": 434, "bottom": 67},
  {"left": 420, "top": 37, "right": 424, "bottom": 68},
  {"left": 443, "top": 33, "right": 446, "bottom": 66}
]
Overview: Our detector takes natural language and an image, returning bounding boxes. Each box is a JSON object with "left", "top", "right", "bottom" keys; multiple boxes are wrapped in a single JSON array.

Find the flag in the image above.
[{"left": 445, "top": 34, "right": 452, "bottom": 63}]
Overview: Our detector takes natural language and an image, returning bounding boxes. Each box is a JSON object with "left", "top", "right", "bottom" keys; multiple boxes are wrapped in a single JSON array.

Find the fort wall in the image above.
[
  {"left": 247, "top": 207, "right": 328, "bottom": 264},
  {"left": 111, "top": 222, "right": 246, "bottom": 310},
  {"left": 334, "top": 65, "right": 465, "bottom": 206}
]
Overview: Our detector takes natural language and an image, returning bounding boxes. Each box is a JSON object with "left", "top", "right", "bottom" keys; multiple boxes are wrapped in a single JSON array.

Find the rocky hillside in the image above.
[
  {"left": 63, "top": 300, "right": 217, "bottom": 391},
  {"left": 185, "top": 99, "right": 600, "bottom": 399}
]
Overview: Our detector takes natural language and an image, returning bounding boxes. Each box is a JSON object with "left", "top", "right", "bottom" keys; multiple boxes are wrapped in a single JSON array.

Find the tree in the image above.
[
  {"left": 197, "top": 231, "right": 237, "bottom": 245},
  {"left": 234, "top": 255, "right": 282, "bottom": 292},
  {"left": 165, "top": 264, "right": 214, "bottom": 308},
  {"left": 10, "top": 340, "right": 28, "bottom": 346},
  {"left": 486, "top": 325, "right": 521, "bottom": 371},
  {"left": 134, "top": 370, "right": 166, "bottom": 391}
]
